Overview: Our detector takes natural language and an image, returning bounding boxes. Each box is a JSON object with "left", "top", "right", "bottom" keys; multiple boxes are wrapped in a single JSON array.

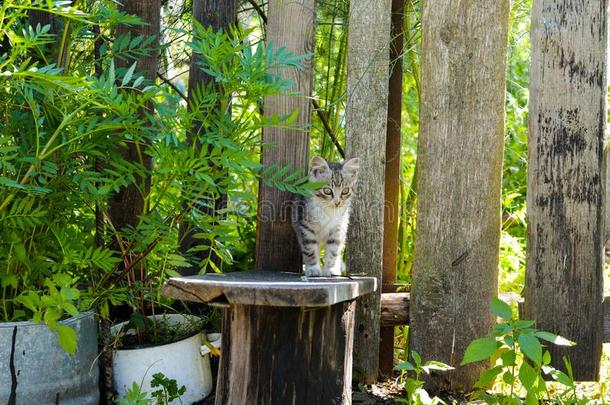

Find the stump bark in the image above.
[
  {"left": 216, "top": 302, "right": 355, "bottom": 405},
  {"left": 162, "top": 272, "right": 376, "bottom": 405}
]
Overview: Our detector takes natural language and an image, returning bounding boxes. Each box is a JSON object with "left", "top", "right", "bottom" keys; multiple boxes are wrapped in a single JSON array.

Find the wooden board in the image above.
[
  {"left": 254, "top": 0, "right": 316, "bottom": 273},
  {"left": 380, "top": 292, "right": 409, "bottom": 327},
  {"left": 525, "top": 0, "right": 607, "bottom": 381},
  {"left": 162, "top": 271, "right": 376, "bottom": 307},
  {"left": 345, "top": 0, "right": 392, "bottom": 384},
  {"left": 215, "top": 301, "right": 355, "bottom": 405},
  {"left": 380, "top": 0, "right": 405, "bottom": 378},
  {"left": 378, "top": 293, "right": 610, "bottom": 344},
  {"left": 411, "top": 0, "right": 510, "bottom": 392}
]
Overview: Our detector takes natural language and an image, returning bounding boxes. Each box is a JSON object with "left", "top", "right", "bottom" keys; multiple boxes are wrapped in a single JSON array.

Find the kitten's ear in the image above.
[
  {"left": 310, "top": 156, "right": 330, "bottom": 179},
  {"left": 342, "top": 158, "right": 360, "bottom": 180}
]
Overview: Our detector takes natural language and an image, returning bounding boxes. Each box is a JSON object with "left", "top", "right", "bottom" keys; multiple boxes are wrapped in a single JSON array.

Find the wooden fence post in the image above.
[
  {"left": 525, "top": 0, "right": 608, "bottom": 381},
  {"left": 345, "top": 0, "right": 392, "bottom": 384},
  {"left": 380, "top": 0, "right": 405, "bottom": 377},
  {"left": 255, "top": 0, "right": 316, "bottom": 272},
  {"left": 410, "top": 0, "right": 510, "bottom": 392}
]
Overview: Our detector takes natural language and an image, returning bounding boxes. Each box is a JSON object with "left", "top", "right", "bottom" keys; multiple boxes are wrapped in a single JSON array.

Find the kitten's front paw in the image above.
[
  {"left": 323, "top": 262, "right": 343, "bottom": 277},
  {"left": 320, "top": 268, "right": 333, "bottom": 277},
  {"left": 305, "top": 265, "right": 322, "bottom": 277}
]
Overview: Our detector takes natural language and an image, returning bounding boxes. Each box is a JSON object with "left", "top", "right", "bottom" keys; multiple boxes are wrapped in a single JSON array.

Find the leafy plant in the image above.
[
  {"left": 118, "top": 373, "right": 185, "bottom": 405},
  {"left": 150, "top": 373, "right": 187, "bottom": 405},
  {"left": 394, "top": 350, "right": 454, "bottom": 405},
  {"left": 119, "top": 373, "right": 186, "bottom": 405},
  {"left": 462, "top": 298, "right": 578, "bottom": 404},
  {"left": 1, "top": 0, "right": 318, "bottom": 356}
]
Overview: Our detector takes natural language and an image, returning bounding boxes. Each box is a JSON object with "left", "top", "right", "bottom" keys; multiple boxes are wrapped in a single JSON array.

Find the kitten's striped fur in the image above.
[{"left": 292, "top": 156, "right": 360, "bottom": 277}]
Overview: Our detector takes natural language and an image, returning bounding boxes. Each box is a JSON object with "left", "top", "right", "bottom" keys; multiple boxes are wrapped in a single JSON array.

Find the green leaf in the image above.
[
  {"left": 411, "top": 350, "right": 422, "bottom": 367},
  {"left": 518, "top": 333, "right": 542, "bottom": 365},
  {"left": 474, "top": 365, "right": 503, "bottom": 388},
  {"left": 542, "top": 350, "right": 551, "bottom": 365},
  {"left": 513, "top": 320, "right": 535, "bottom": 329},
  {"left": 549, "top": 368, "right": 575, "bottom": 388},
  {"left": 461, "top": 337, "right": 498, "bottom": 365},
  {"left": 122, "top": 62, "right": 137, "bottom": 86},
  {"left": 60, "top": 287, "right": 80, "bottom": 300},
  {"left": 56, "top": 324, "right": 78, "bottom": 355},
  {"left": 525, "top": 391, "right": 538, "bottom": 405},
  {"left": 394, "top": 361, "right": 416, "bottom": 371},
  {"left": 422, "top": 361, "right": 454, "bottom": 373},
  {"left": 519, "top": 361, "right": 537, "bottom": 391},
  {"left": 501, "top": 349, "right": 516, "bottom": 366},
  {"left": 534, "top": 331, "right": 576, "bottom": 347},
  {"left": 491, "top": 297, "right": 512, "bottom": 321}
]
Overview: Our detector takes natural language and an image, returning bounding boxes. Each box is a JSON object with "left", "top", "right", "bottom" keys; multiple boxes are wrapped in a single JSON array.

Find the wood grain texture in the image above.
[
  {"left": 215, "top": 301, "right": 356, "bottom": 405},
  {"left": 410, "top": 0, "right": 509, "bottom": 392},
  {"left": 345, "top": 0, "right": 392, "bottom": 384},
  {"left": 605, "top": 147, "right": 610, "bottom": 241},
  {"left": 380, "top": 293, "right": 610, "bottom": 342},
  {"left": 255, "top": 0, "right": 316, "bottom": 272},
  {"left": 380, "top": 0, "right": 405, "bottom": 378},
  {"left": 525, "top": 0, "right": 608, "bottom": 381},
  {"left": 162, "top": 271, "right": 376, "bottom": 307},
  {"left": 602, "top": 296, "right": 610, "bottom": 343},
  {"left": 380, "top": 293, "right": 409, "bottom": 327}
]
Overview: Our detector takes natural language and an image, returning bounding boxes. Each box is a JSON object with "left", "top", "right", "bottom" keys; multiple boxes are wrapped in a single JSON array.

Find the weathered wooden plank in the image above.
[
  {"left": 380, "top": 293, "right": 409, "bottom": 327},
  {"left": 215, "top": 301, "right": 355, "bottom": 405},
  {"left": 162, "top": 272, "right": 376, "bottom": 307},
  {"left": 254, "top": 0, "right": 316, "bottom": 273},
  {"left": 525, "top": 0, "right": 607, "bottom": 381},
  {"left": 410, "top": 0, "right": 510, "bottom": 392},
  {"left": 602, "top": 296, "right": 610, "bottom": 343},
  {"left": 345, "top": 0, "right": 392, "bottom": 384},
  {"left": 379, "top": 293, "right": 610, "bottom": 344},
  {"left": 380, "top": 0, "right": 405, "bottom": 377}
]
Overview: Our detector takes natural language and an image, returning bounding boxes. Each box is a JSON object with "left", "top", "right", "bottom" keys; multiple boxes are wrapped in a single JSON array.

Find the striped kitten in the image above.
[{"left": 292, "top": 156, "right": 360, "bottom": 277}]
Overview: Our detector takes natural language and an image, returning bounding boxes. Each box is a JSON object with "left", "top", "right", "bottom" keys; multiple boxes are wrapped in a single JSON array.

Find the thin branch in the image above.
[
  {"left": 245, "top": 0, "right": 267, "bottom": 24},
  {"left": 157, "top": 72, "right": 187, "bottom": 102},
  {"left": 312, "top": 99, "right": 345, "bottom": 159}
]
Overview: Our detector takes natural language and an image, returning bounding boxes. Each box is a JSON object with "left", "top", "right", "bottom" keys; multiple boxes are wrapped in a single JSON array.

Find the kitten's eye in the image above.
[
  {"left": 341, "top": 188, "right": 350, "bottom": 196},
  {"left": 322, "top": 187, "right": 333, "bottom": 195}
]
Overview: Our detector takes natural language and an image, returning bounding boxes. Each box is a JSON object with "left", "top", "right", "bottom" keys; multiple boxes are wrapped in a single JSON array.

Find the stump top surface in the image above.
[{"left": 162, "top": 271, "right": 377, "bottom": 307}]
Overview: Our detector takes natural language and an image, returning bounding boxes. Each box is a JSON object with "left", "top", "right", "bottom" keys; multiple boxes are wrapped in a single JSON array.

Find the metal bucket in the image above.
[
  {"left": 0, "top": 312, "right": 100, "bottom": 405},
  {"left": 112, "top": 314, "right": 220, "bottom": 405}
]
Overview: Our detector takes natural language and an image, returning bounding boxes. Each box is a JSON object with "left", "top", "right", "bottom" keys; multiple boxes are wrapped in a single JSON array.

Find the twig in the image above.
[
  {"left": 245, "top": 0, "right": 267, "bottom": 24},
  {"left": 157, "top": 72, "right": 187, "bottom": 102},
  {"left": 312, "top": 99, "right": 345, "bottom": 158}
]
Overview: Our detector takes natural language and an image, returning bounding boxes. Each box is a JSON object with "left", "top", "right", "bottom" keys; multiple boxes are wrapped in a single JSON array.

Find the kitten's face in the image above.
[{"left": 309, "top": 156, "right": 359, "bottom": 209}]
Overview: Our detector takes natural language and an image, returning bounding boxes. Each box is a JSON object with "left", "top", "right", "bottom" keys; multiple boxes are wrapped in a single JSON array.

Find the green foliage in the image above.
[
  {"left": 0, "top": 0, "right": 311, "bottom": 353},
  {"left": 150, "top": 373, "right": 187, "bottom": 405},
  {"left": 118, "top": 373, "right": 186, "bottom": 405},
  {"left": 462, "top": 298, "right": 580, "bottom": 404},
  {"left": 394, "top": 350, "right": 453, "bottom": 405}
]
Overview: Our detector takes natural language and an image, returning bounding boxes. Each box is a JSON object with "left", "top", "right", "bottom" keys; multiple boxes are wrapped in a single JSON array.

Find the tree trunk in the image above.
[
  {"left": 525, "top": 0, "right": 607, "bottom": 381},
  {"left": 410, "top": 0, "right": 509, "bottom": 392},
  {"left": 345, "top": 0, "right": 392, "bottom": 384},
  {"left": 179, "top": 0, "right": 236, "bottom": 275},
  {"left": 108, "top": 0, "right": 159, "bottom": 232},
  {"left": 254, "top": 0, "right": 316, "bottom": 272},
  {"left": 379, "top": 0, "right": 404, "bottom": 378}
]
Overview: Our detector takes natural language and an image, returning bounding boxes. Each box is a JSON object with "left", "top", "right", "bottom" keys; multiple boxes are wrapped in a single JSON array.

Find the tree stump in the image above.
[{"left": 162, "top": 272, "right": 376, "bottom": 405}]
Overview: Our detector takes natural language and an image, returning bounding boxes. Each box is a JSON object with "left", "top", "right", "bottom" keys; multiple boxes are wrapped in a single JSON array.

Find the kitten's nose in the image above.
[{"left": 334, "top": 201, "right": 341, "bottom": 207}]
